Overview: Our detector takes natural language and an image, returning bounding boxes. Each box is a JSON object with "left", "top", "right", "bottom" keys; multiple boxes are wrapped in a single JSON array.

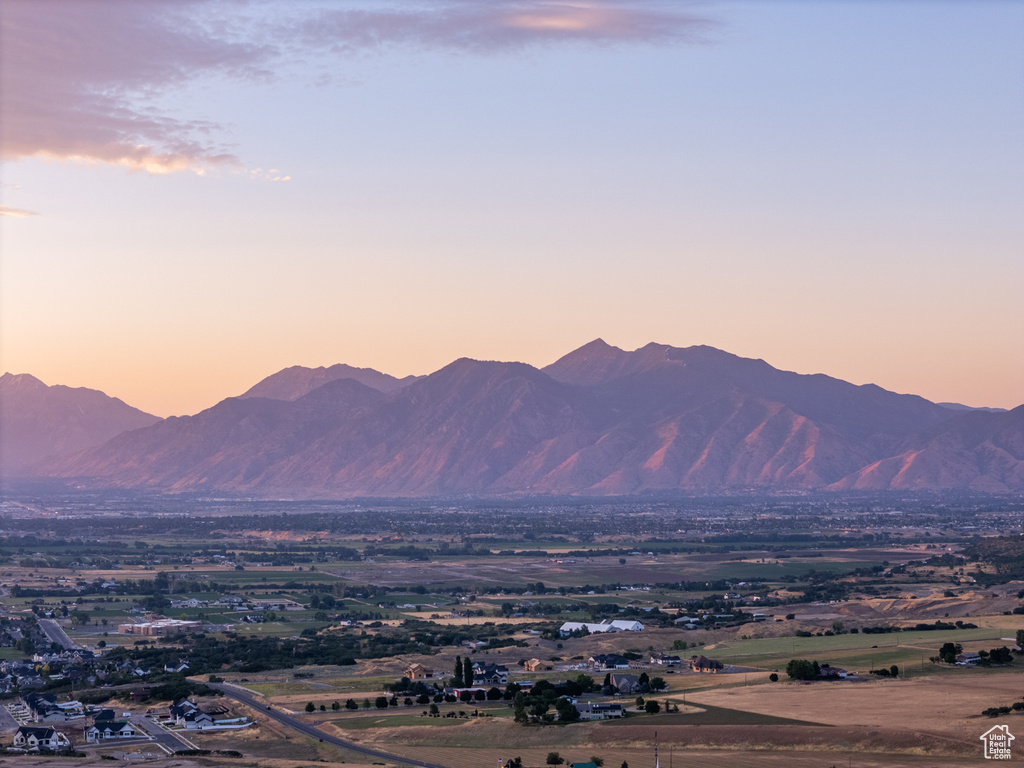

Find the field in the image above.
[{"left": 4, "top": 496, "right": 1024, "bottom": 768}]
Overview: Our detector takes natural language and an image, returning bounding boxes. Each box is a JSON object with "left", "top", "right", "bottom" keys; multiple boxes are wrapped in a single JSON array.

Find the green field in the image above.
[{"left": 701, "top": 560, "right": 880, "bottom": 580}]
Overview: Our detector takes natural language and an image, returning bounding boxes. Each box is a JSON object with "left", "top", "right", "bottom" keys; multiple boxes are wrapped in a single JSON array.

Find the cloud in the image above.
[
  {"left": 0, "top": 206, "right": 39, "bottom": 218},
  {"left": 0, "top": 1, "right": 713, "bottom": 175},
  {"left": 297, "top": 1, "right": 713, "bottom": 53},
  {"left": 0, "top": 0, "right": 270, "bottom": 174}
]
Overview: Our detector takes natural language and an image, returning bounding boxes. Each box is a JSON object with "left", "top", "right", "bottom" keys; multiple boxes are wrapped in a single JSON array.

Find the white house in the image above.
[
  {"left": 558, "top": 619, "right": 644, "bottom": 637},
  {"left": 13, "top": 726, "right": 71, "bottom": 751},
  {"left": 85, "top": 722, "right": 136, "bottom": 742}
]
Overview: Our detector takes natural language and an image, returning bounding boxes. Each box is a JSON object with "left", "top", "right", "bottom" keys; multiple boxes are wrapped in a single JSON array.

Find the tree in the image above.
[
  {"left": 429, "top": 703, "right": 439, "bottom": 716},
  {"left": 546, "top": 752, "right": 564, "bottom": 765},
  {"left": 769, "top": 673, "right": 779, "bottom": 682},
  {"left": 939, "top": 642, "right": 962, "bottom": 664},
  {"left": 513, "top": 692, "right": 527, "bottom": 724},
  {"left": 345, "top": 699, "right": 358, "bottom": 710},
  {"left": 554, "top": 697, "right": 579, "bottom": 722},
  {"left": 644, "top": 700, "right": 661, "bottom": 714},
  {"left": 362, "top": 698, "right": 372, "bottom": 709},
  {"left": 786, "top": 659, "right": 820, "bottom": 681},
  {"left": 987, "top": 646, "right": 1014, "bottom": 665},
  {"left": 454, "top": 655, "right": 464, "bottom": 687},
  {"left": 1016, "top": 629, "right": 1024, "bottom": 651},
  {"left": 305, "top": 702, "right": 315, "bottom": 713},
  {"left": 375, "top": 696, "right": 389, "bottom": 709},
  {"left": 591, "top": 758, "right": 604, "bottom": 767},
  {"left": 332, "top": 701, "right": 340, "bottom": 710},
  {"left": 465, "top": 660, "right": 475, "bottom": 688},
  {"left": 635, "top": 696, "right": 645, "bottom": 709},
  {"left": 889, "top": 665, "right": 899, "bottom": 678},
  {"left": 649, "top": 676, "right": 666, "bottom": 691}
]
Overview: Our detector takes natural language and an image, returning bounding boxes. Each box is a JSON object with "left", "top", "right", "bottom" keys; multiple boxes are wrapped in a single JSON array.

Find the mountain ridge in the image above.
[
  {"left": 11, "top": 342, "right": 1024, "bottom": 495},
  {"left": 0, "top": 372, "right": 161, "bottom": 476}
]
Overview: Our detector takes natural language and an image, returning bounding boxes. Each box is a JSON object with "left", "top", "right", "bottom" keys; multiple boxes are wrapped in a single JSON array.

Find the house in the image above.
[
  {"left": 691, "top": 655, "right": 724, "bottom": 673},
  {"left": 471, "top": 662, "right": 508, "bottom": 685},
  {"left": 23, "top": 693, "right": 66, "bottom": 723},
  {"left": 577, "top": 702, "right": 624, "bottom": 721},
  {"left": 650, "top": 654, "right": 682, "bottom": 666},
  {"left": 559, "top": 620, "right": 645, "bottom": 637},
  {"left": 181, "top": 711, "right": 214, "bottom": 729},
  {"left": 12, "top": 726, "right": 71, "bottom": 751},
  {"left": 818, "top": 664, "right": 848, "bottom": 679},
  {"left": 524, "top": 658, "right": 553, "bottom": 672},
  {"left": 589, "top": 654, "right": 631, "bottom": 670},
  {"left": 405, "top": 663, "right": 434, "bottom": 680},
  {"left": 956, "top": 653, "right": 981, "bottom": 666},
  {"left": 85, "top": 722, "right": 136, "bottom": 742},
  {"left": 169, "top": 699, "right": 199, "bottom": 723},
  {"left": 609, "top": 673, "right": 641, "bottom": 694},
  {"left": 130, "top": 687, "right": 153, "bottom": 703}
]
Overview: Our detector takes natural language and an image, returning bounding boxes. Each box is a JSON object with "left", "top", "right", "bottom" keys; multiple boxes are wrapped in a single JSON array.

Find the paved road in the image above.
[
  {"left": 210, "top": 683, "right": 451, "bottom": 768},
  {"left": 132, "top": 716, "right": 200, "bottom": 754},
  {"left": 38, "top": 618, "right": 77, "bottom": 650}
]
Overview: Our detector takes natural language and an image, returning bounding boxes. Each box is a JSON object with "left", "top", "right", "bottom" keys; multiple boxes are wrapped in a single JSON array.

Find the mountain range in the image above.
[
  {"left": 0, "top": 372, "right": 160, "bottom": 476},
  {"left": 3, "top": 341, "right": 1022, "bottom": 495}
]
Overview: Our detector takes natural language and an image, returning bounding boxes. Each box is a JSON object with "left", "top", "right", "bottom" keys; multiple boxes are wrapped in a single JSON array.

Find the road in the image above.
[
  {"left": 38, "top": 618, "right": 77, "bottom": 650},
  {"left": 132, "top": 715, "right": 200, "bottom": 754},
  {"left": 210, "top": 682, "right": 451, "bottom": 768}
]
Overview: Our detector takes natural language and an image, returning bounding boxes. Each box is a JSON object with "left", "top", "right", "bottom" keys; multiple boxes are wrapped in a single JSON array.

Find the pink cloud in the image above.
[
  {"left": 0, "top": 0, "right": 270, "bottom": 173},
  {"left": 297, "top": 1, "right": 713, "bottom": 53},
  {"left": 0, "top": 205, "right": 39, "bottom": 218},
  {"left": 0, "top": 1, "right": 712, "bottom": 174}
]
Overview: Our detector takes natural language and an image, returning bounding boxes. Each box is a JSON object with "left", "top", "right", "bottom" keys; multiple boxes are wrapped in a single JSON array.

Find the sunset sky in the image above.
[{"left": 2, "top": 0, "right": 1022, "bottom": 417}]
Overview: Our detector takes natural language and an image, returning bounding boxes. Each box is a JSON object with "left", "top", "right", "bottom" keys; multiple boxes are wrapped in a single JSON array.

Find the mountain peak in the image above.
[
  {"left": 0, "top": 372, "right": 48, "bottom": 391},
  {"left": 241, "top": 363, "right": 420, "bottom": 401}
]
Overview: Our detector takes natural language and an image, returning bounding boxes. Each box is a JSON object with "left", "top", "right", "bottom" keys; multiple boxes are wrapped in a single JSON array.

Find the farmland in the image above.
[{"left": 0, "top": 492, "right": 1022, "bottom": 766}]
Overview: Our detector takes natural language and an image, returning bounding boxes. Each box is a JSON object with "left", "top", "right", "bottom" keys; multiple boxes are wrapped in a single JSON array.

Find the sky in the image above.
[{"left": 1, "top": 0, "right": 1022, "bottom": 417}]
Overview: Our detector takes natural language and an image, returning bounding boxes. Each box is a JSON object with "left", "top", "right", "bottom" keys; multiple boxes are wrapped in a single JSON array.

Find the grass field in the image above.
[
  {"left": 607, "top": 701, "right": 827, "bottom": 727},
  {"left": 706, "top": 626, "right": 1007, "bottom": 664}
]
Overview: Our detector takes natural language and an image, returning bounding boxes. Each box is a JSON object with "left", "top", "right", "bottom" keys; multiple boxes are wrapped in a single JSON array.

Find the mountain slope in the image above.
[
  {"left": 832, "top": 405, "right": 1024, "bottom": 491},
  {"left": 38, "top": 343, "right": 1024, "bottom": 496},
  {"left": 0, "top": 373, "right": 160, "bottom": 476},
  {"left": 240, "top": 363, "right": 420, "bottom": 401}
]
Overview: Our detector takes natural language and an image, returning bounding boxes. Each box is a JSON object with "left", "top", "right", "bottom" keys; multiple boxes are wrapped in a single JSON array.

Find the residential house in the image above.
[
  {"left": 471, "top": 662, "right": 508, "bottom": 685},
  {"left": 405, "top": 663, "right": 434, "bottom": 680},
  {"left": 589, "top": 654, "right": 630, "bottom": 670},
  {"left": 818, "top": 664, "right": 848, "bottom": 679},
  {"left": 650, "top": 654, "right": 682, "bottom": 667},
  {"left": 12, "top": 726, "right": 71, "bottom": 751},
  {"left": 609, "top": 673, "right": 641, "bottom": 694},
  {"left": 691, "top": 655, "right": 724, "bottom": 673},
  {"left": 85, "top": 722, "right": 136, "bottom": 742},
  {"left": 524, "top": 658, "right": 553, "bottom": 672},
  {"left": 577, "top": 702, "right": 624, "bottom": 721}
]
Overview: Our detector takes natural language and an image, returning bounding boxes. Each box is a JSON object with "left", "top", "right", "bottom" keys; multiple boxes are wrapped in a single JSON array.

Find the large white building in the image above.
[{"left": 558, "top": 619, "right": 644, "bottom": 637}]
